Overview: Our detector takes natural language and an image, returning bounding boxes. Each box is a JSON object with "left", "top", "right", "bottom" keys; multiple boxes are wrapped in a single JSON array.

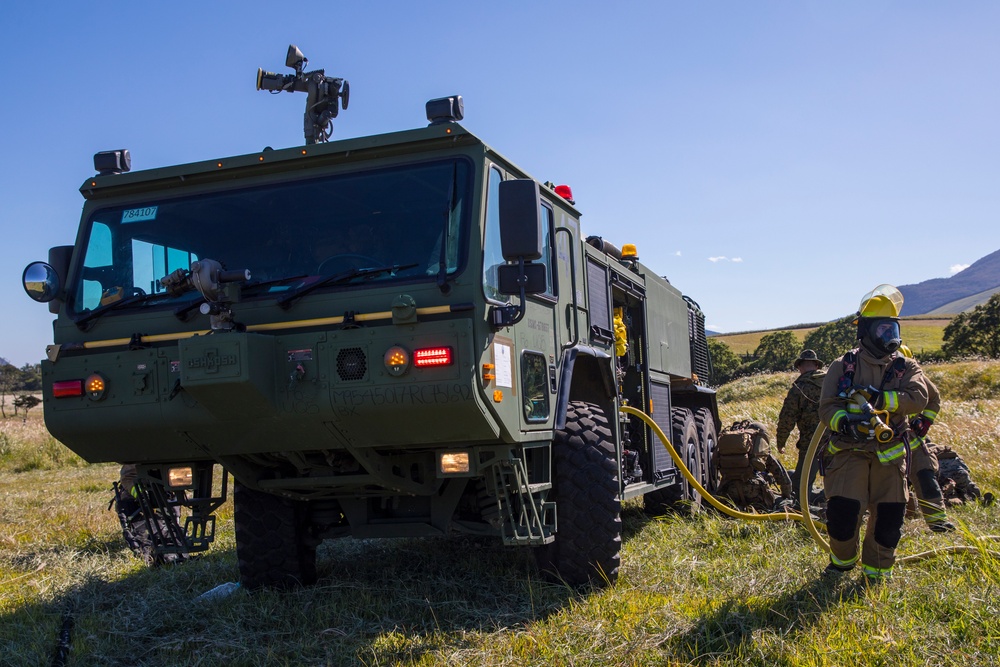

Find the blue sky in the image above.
[{"left": 2, "top": 1, "right": 998, "bottom": 366}]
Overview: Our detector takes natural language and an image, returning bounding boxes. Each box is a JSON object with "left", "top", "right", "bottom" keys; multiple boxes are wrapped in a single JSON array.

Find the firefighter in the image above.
[
  {"left": 819, "top": 285, "right": 930, "bottom": 584},
  {"left": 776, "top": 349, "right": 826, "bottom": 504},
  {"left": 898, "top": 345, "right": 955, "bottom": 533}
]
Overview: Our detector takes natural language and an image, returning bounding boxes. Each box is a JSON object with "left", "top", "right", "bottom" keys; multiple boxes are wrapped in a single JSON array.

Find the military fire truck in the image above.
[{"left": 23, "top": 47, "right": 719, "bottom": 589}]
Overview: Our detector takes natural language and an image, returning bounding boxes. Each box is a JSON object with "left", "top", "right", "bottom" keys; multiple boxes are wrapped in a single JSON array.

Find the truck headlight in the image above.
[
  {"left": 439, "top": 451, "right": 470, "bottom": 475},
  {"left": 167, "top": 466, "right": 194, "bottom": 488}
]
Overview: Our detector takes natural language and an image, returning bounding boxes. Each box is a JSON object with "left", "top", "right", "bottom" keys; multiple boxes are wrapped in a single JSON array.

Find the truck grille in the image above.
[{"left": 336, "top": 347, "right": 367, "bottom": 381}]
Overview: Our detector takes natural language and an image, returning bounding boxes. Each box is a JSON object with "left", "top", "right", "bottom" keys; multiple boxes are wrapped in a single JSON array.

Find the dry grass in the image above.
[
  {"left": 712, "top": 330, "right": 815, "bottom": 356},
  {"left": 713, "top": 317, "right": 951, "bottom": 357},
  {"left": 2, "top": 361, "right": 999, "bottom": 666},
  {"left": 0, "top": 409, "right": 85, "bottom": 473}
]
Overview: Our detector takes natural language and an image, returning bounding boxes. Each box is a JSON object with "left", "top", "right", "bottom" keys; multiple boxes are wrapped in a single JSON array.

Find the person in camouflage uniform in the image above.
[
  {"left": 716, "top": 420, "right": 794, "bottom": 512},
  {"left": 931, "top": 443, "right": 990, "bottom": 505},
  {"left": 776, "top": 349, "right": 826, "bottom": 502}
]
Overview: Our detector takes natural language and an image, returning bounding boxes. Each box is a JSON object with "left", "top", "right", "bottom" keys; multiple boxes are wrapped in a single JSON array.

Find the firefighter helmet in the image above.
[
  {"left": 857, "top": 284, "right": 904, "bottom": 319},
  {"left": 856, "top": 285, "right": 904, "bottom": 357}
]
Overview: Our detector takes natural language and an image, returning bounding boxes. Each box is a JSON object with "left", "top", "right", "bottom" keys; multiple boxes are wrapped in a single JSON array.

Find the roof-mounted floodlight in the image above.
[
  {"left": 426, "top": 95, "right": 464, "bottom": 125},
  {"left": 94, "top": 150, "right": 131, "bottom": 176},
  {"left": 285, "top": 44, "right": 307, "bottom": 72}
]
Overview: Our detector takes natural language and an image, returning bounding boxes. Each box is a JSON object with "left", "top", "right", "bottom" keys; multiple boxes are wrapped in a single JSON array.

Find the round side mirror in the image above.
[{"left": 22, "top": 261, "right": 61, "bottom": 303}]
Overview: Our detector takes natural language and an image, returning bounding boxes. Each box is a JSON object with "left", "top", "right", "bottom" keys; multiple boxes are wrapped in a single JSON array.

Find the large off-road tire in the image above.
[
  {"left": 234, "top": 481, "right": 317, "bottom": 589},
  {"left": 535, "top": 401, "right": 621, "bottom": 587},
  {"left": 643, "top": 408, "right": 702, "bottom": 515},
  {"left": 695, "top": 407, "right": 720, "bottom": 494}
]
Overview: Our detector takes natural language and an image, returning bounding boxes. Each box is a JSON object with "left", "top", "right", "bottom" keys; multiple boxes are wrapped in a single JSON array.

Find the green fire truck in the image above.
[{"left": 23, "top": 47, "right": 719, "bottom": 589}]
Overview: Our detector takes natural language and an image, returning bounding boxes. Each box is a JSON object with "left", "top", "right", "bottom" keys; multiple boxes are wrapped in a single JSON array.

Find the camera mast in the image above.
[{"left": 256, "top": 45, "right": 350, "bottom": 144}]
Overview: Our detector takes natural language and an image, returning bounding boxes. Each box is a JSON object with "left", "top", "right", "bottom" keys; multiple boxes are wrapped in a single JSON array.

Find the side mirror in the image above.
[
  {"left": 23, "top": 261, "right": 60, "bottom": 303},
  {"left": 497, "top": 263, "right": 546, "bottom": 296},
  {"left": 498, "top": 179, "right": 542, "bottom": 261}
]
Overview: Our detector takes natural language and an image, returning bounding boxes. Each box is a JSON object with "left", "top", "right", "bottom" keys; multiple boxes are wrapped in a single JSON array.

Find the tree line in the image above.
[
  {"left": 0, "top": 362, "right": 42, "bottom": 420},
  {"left": 708, "top": 293, "right": 1000, "bottom": 386}
]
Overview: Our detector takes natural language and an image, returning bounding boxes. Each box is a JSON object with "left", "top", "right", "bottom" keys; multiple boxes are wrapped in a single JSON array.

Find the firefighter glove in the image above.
[
  {"left": 838, "top": 418, "right": 866, "bottom": 442},
  {"left": 910, "top": 415, "right": 932, "bottom": 438},
  {"left": 860, "top": 385, "right": 887, "bottom": 410}
]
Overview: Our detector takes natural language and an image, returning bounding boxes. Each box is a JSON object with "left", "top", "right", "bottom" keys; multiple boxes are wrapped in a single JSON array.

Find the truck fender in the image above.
[{"left": 555, "top": 345, "right": 614, "bottom": 430}]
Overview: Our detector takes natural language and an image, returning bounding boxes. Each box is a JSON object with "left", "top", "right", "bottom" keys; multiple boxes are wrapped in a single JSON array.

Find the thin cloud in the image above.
[
  {"left": 731, "top": 257, "right": 743, "bottom": 263},
  {"left": 708, "top": 256, "right": 727, "bottom": 263},
  {"left": 708, "top": 256, "right": 743, "bottom": 263},
  {"left": 949, "top": 264, "right": 969, "bottom": 275}
]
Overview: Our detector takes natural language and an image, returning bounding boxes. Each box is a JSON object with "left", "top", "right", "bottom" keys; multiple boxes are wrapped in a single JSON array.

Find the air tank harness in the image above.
[{"left": 619, "top": 405, "right": 1000, "bottom": 565}]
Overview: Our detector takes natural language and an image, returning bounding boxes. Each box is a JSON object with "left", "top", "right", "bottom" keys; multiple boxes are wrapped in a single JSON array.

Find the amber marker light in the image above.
[
  {"left": 53, "top": 379, "right": 84, "bottom": 398},
  {"left": 85, "top": 373, "right": 108, "bottom": 401},
  {"left": 384, "top": 345, "right": 410, "bottom": 377},
  {"left": 439, "top": 451, "right": 470, "bottom": 475},
  {"left": 493, "top": 390, "right": 503, "bottom": 403},
  {"left": 413, "top": 347, "right": 452, "bottom": 368}
]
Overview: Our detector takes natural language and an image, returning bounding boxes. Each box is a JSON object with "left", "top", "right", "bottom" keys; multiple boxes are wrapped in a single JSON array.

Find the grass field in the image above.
[
  {"left": 713, "top": 317, "right": 952, "bottom": 357},
  {"left": 2, "top": 362, "right": 998, "bottom": 666}
]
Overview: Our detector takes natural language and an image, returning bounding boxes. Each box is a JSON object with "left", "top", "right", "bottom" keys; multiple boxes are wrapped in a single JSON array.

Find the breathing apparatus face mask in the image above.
[{"left": 861, "top": 318, "right": 901, "bottom": 356}]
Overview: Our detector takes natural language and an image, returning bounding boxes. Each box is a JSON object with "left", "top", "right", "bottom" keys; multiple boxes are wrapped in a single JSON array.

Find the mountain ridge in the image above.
[{"left": 898, "top": 248, "right": 1000, "bottom": 316}]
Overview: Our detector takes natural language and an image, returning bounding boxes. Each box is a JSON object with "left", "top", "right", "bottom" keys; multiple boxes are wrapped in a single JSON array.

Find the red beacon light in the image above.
[{"left": 554, "top": 184, "right": 575, "bottom": 205}]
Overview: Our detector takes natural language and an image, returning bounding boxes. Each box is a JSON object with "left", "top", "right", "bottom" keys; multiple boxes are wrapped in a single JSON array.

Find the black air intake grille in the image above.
[
  {"left": 336, "top": 347, "right": 368, "bottom": 382},
  {"left": 687, "top": 301, "right": 710, "bottom": 382},
  {"left": 587, "top": 259, "right": 612, "bottom": 341}
]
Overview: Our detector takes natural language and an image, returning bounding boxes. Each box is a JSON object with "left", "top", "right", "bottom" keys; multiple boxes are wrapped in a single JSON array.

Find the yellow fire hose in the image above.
[{"left": 620, "top": 405, "right": 1000, "bottom": 565}]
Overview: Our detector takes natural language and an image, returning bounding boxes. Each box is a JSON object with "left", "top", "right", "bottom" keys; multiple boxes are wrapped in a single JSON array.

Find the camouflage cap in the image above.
[{"left": 794, "top": 349, "right": 824, "bottom": 369}]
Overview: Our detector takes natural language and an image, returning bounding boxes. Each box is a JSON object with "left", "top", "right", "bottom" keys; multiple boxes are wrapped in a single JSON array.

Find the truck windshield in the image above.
[{"left": 71, "top": 158, "right": 470, "bottom": 315}]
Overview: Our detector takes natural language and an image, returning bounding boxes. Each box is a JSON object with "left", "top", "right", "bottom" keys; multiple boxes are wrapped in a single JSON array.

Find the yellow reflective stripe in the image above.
[
  {"left": 908, "top": 435, "right": 926, "bottom": 451},
  {"left": 827, "top": 442, "right": 844, "bottom": 455},
  {"left": 830, "top": 410, "right": 848, "bottom": 430},
  {"left": 877, "top": 442, "right": 907, "bottom": 463},
  {"left": 921, "top": 409, "right": 938, "bottom": 421},
  {"left": 831, "top": 553, "right": 858, "bottom": 567},
  {"left": 884, "top": 391, "right": 899, "bottom": 411},
  {"left": 846, "top": 404, "right": 863, "bottom": 414},
  {"left": 862, "top": 564, "right": 892, "bottom": 578}
]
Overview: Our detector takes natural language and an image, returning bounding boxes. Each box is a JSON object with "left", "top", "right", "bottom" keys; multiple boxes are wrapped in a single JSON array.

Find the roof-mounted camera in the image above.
[{"left": 257, "top": 45, "right": 350, "bottom": 145}]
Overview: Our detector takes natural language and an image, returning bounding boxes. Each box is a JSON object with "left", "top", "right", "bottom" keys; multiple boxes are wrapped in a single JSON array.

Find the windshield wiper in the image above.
[
  {"left": 242, "top": 274, "right": 309, "bottom": 295},
  {"left": 74, "top": 292, "right": 170, "bottom": 330},
  {"left": 276, "top": 264, "right": 418, "bottom": 310}
]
